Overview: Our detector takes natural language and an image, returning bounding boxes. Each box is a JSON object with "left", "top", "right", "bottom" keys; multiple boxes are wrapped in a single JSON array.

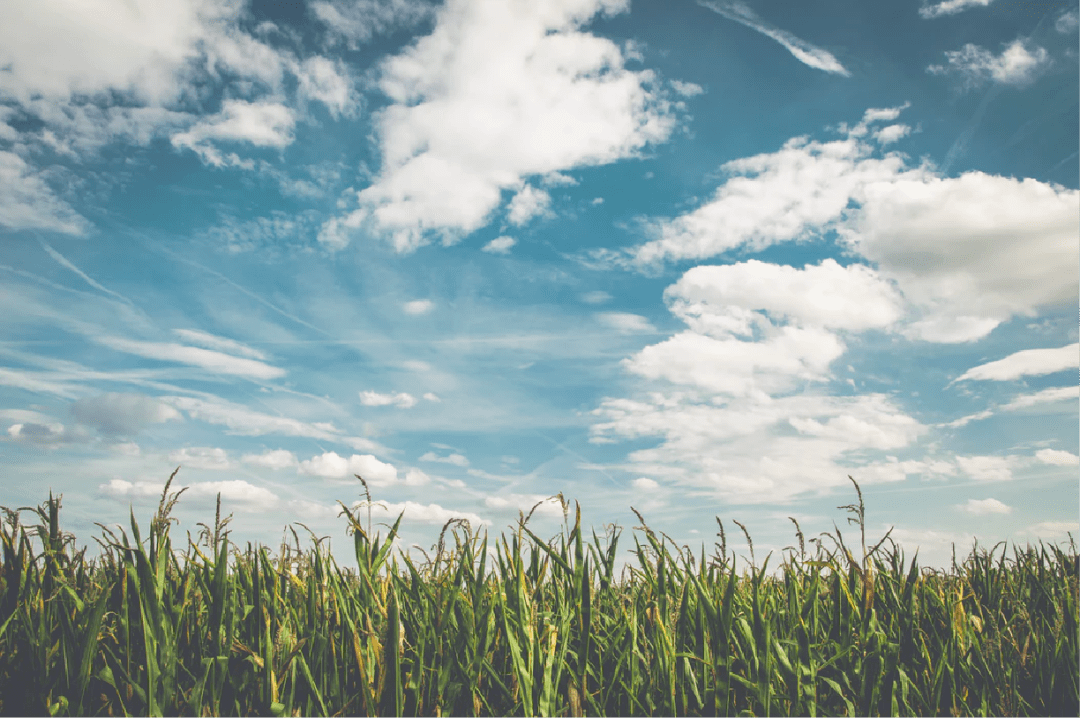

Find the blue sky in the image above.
[{"left": 1, "top": 0, "right": 1077, "bottom": 575}]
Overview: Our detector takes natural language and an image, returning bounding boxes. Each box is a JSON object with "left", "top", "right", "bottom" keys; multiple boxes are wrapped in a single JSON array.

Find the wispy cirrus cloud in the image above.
[
  {"left": 919, "top": 0, "right": 993, "bottom": 20},
  {"left": 697, "top": 0, "right": 850, "bottom": 76}
]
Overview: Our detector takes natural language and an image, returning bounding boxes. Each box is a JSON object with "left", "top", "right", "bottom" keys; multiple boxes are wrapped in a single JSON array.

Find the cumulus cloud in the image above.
[
  {"left": 957, "top": 497, "right": 1011, "bottom": 515},
  {"left": 311, "top": 0, "right": 436, "bottom": 49},
  {"left": 631, "top": 477, "right": 659, "bottom": 490},
  {"left": 956, "top": 455, "right": 1014, "bottom": 482},
  {"left": 359, "top": 390, "right": 419, "bottom": 408},
  {"left": 171, "top": 100, "right": 297, "bottom": 168},
  {"left": 100, "top": 477, "right": 279, "bottom": 508},
  {"left": 484, "top": 493, "right": 565, "bottom": 518},
  {"left": 697, "top": 1, "right": 850, "bottom": 76},
  {"left": 927, "top": 40, "right": 1051, "bottom": 88},
  {"left": 952, "top": 343, "right": 1078, "bottom": 383},
  {"left": 71, "top": 392, "right": 182, "bottom": 436},
  {"left": 1056, "top": 9, "right": 1079, "bottom": 34},
  {"left": 242, "top": 448, "right": 299, "bottom": 470},
  {"left": 320, "top": 0, "right": 681, "bottom": 252},
  {"left": 670, "top": 80, "right": 704, "bottom": 97},
  {"left": 506, "top": 184, "right": 554, "bottom": 226},
  {"left": 596, "top": 312, "right": 656, "bottom": 333},
  {"left": 167, "top": 446, "right": 231, "bottom": 470},
  {"left": 1035, "top": 448, "right": 1080, "bottom": 466},
  {"left": 295, "top": 56, "right": 358, "bottom": 119},
  {"left": 298, "top": 451, "right": 399, "bottom": 485},
  {"left": 482, "top": 236, "right": 517, "bottom": 254}
]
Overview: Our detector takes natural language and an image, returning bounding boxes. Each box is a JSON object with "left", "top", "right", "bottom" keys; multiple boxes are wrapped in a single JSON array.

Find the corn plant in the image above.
[{"left": 0, "top": 471, "right": 1076, "bottom": 716}]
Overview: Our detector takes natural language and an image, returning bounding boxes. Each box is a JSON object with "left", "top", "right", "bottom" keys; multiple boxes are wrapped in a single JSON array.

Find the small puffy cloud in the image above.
[
  {"left": 953, "top": 343, "right": 1078, "bottom": 382},
  {"left": 927, "top": 40, "right": 1050, "bottom": 88},
  {"left": 0, "top": 151, "right": 90, "bottom": 234},
  {"left": 349, "top": 499, "right": 487, "bottom": 527},
  {"left": 919, "top": 0, "right": 992, "bottom": 19},
  {"left": 167, "top": 446, "right": 231, "bottom": 470},
  {"left": 957, "top": 497, "right": 1011, "bottom": 515},
  {"left": 404, "top": 468, "right": 432, "bottom": 486},
  {"left": 7, "top": 421, "right": 85, "bottom": 446},
  {"left": 92, "top": 336, "right": 286, "bottom": 379},
  {"left": 1035, "top": 448, "right": 1080, "bottom": 466},
  {"left": 873, "top": 124, "right": 910, "bottom": 146},
  {"left": 242, "top": 449, "right": 298, "bottom": 470},
  {"left": 298, "top": 451, "right": 398, "bottom": 485},
  {"left": 71, "top": 392, "right": 182, "bottom": 436},
  {"left": 296, "top": 55, "right": 357, "bottom": 118},
  {"left": 484, "top": 493, "right": 564, "bottom": 518},
  {"left": 419, "top": 451, "right": 469, "bottom": 467},
  {"left": 631, "top": 477, "right": 659, "bottom": 490},
  {"left": 506, "top": 184, "right": 554, "bottom": 226},
  {"left": 403, "top": 299, "right": 434, "bottom": 315},
  {"left": 482, "top": 235, "right": 517, "bottom": 254},
  {"left": 171, "top": 100, "right": 297, "bottom": 167},
  {"left": 422, "top": 392, "right": 441, "bottom": 402},
  {"left": 956, "top": 455, "right": 1013, "bottom": 482},
  {"left": 99, "top": 477, "right": 279, "bottom": 508},
  {"left": 360, "top": 390, "right": 418, "bottom": 408},
  {"left": 1056, "top": 9, "right": 1079, "bottom": 34},
  {"left": 581, "top": 290, "right": 612, "bottom": 305},
  {"left": 670, "top": 79, "right": 704, "bottom": 97},
  {"left": 596, "top": 312, "right": 656, "bottom": 333}
]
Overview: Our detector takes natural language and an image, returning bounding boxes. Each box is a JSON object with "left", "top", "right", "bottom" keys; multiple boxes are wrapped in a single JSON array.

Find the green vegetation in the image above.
[{"left": 0, "top": 471, "right": 1076, "bottom": 716}]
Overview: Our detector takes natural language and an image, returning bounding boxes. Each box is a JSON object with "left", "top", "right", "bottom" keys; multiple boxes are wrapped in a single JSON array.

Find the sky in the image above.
[{"left": 1, "top": 0, "right": 1078, "bottom": 578}]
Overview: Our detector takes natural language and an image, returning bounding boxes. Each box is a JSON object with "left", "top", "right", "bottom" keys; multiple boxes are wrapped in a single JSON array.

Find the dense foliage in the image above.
[{"left": 0, "top": 472, "right": 1076, "bottom": 716}]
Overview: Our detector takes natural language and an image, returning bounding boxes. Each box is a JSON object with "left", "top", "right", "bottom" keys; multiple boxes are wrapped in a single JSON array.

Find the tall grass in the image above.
[{"left": 0, "top": 470, "right": 1076, "bottom": 716}]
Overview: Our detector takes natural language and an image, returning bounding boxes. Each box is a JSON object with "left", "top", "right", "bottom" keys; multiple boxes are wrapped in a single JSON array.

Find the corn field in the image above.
[{"left": 0, "top": 471, "right": 1076, "bottom": 717}]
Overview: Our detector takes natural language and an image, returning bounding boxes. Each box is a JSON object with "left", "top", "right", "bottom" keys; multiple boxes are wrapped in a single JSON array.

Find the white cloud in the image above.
[
  {"left": 295, "top": 56, "right": 357, "bottom": 119},
  {"left": 160, "top": 396, "right": 344, "bottom": 440},
  {"left": 482, "top": 236, "right": 517, "bottom": 254},
  {"left": 359, "top": 390, "right": 419, "bottom": 408},
  {"left": 167, "top": 446, "right": 232, "bottom": 470},
  {"left": 423, "top": 392, "right": 441, "bottom": 402},
  {"left": 928, "top": 40, "right": 1050, "bottom": 88},
  {"left": 873, "top": 124, "right": 911, "bottom": 146},
  {"left": 171, "top": 100, "right": 297, "bottom": 167},
  {"left": 311, "top": 0, "right": 435, "bottom": 49},
  {"left": 99, "top": 477, "right": 279, "bottom": 508},
  {"left": 173, "top": 329, "right": 268, "bottom": 360},
  {"left": 321, "top": 0, "right": 680, "bottom": 252},
  {"left": 484, "top": 493, "right": 565, "bottom": 518},
  {"left": 1035, "top": 448, "right": 1080, "bottom": 466},
  {"left": 919, "top": 0, "right": 993, "bottom": 19},
  {"left": 581, "top": 290, "right": 612, "bottom": 304},
  {"left": 0, "top": 151, "right": 90, "bottom": 234},
  {"left": 91, "top": 335, "right": 286, "bottom": 379},
  {"left": 1000, "top": 386, "right": 1079, "bottom": 411},
  {"left": 419, "top": 451, "right": 470, "bottom": 467},
  {"left": 1056, "top": 9, "right": 1079, "bottom": 34},
  {"left": 596, "top": 312, "right": 656, "bottom": 333},
  {"left": 71, "top": 392, "right": 183, "bottom": 435},
  {"left": 349, "top": 499, "right": 487, "bottom": 527},
  {"left": 956, "top": 455, "right": 1014, "bottom": 482},
  {"left": 242, "top": 448, "right": 298, "bottom": 469},
  {"left": 666, "top": 260, "right": 904, "bottom": 336},
  {"left": 404, "top": 468, "right": 432, "bottom": 486},
  {"left": 631, "top": 477, "right": 659, "bottom": 490},
  {"left": 697, "top": 1, "right": 850, "bottom": 76},
  {"left": 298, "top": 451, "right": 399, "bottom": 485},
  {"left": 957, "top": 497, "right": 1011, "bottom": 515},
  {"left": 1019, "top": 520, "right": 1080, "bottom": 538},
  {"left": 403, "top": 300, "right": 434, "bottom": 315},
  {"left": 590, "top": 392, "right": 925, "bottom": 503},
  {"left": 953, "top": 343, "right": 1078, "bottom": 382},
  {"left": 670, "top": 80, "right": 704, "bottom": 97},
  {"left": 506, "top": 184, "right": 554, "bottom": 226}
]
